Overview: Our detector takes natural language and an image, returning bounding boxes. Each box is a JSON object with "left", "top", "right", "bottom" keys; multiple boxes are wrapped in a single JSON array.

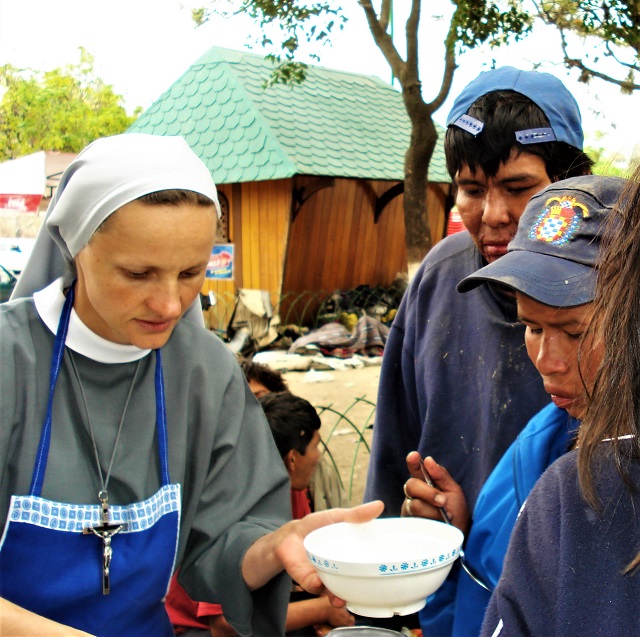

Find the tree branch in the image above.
[
  {"left": 557, "top": 27, "right": 640, "bottom": 92},
  {"left": 378, "top": 0, "right": 391, "bottom": 32},
  {"left": 603, "top": 41, "right": 640, "bottom": 73},
  {"left": 425, "top": 11, "right": 458, "bottom": 114},
  {"left": 428, "top": 47, "right": 457, "bottom": 114},
  {"left": 358, "top": 0, "right": 405, "bottom": 80},
  {"left": 405, "top": 0, "right": 421, "bottom": 66},
  {"left": 534, "top": 0, "right": 640, "bottom": 92}
]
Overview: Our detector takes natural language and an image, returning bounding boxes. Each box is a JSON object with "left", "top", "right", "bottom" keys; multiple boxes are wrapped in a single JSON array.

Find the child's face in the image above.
[
  {"left": 517, "top": 294, "right": 600, "bottom": 419},
  {"left": 248, "top": 379, "right": 271, "bottom": 398}
]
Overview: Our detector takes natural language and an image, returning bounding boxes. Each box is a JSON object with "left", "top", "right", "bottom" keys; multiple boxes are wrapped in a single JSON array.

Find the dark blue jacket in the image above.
[
  {"left": 365, "top": 231, "right": 550, "bottom": 516},
  {"left": 481, "top": 441, "right": 640, "bottom": 637}
]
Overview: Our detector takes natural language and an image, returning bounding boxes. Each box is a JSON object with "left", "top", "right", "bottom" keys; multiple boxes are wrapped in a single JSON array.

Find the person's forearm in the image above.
[
  {"left": 0, "top": 598, "right": 95, "bottom": 636},
  {"left": 285, "top": 598, "right": 332, "bottom": 632},
  {"left": 241, "top": 520, "right": 295, "bottom": 590}
]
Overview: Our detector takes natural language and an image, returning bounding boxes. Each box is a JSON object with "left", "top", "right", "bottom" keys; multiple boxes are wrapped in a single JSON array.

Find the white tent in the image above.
[{"left": 0, "top": 151, "right": 46, "bottom": 213}]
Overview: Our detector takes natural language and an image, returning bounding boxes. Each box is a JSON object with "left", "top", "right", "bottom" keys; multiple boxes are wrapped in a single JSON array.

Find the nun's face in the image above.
[{"left": 73, "top": 200, "right": 217, "bottom": 349}]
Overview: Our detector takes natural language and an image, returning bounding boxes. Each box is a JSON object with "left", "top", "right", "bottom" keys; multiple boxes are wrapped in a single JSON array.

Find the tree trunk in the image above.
[
  {"left": 359, "top": 0, "right": 450, "bottom": 275},
  {"left": 402, "top": 85, "right": 438, "bottom": 273}
]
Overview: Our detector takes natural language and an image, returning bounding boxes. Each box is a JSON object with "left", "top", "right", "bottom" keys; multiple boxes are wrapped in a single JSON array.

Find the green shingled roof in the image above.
[{"left": 129, "top": 46, "right": 450, "bottom": 184}]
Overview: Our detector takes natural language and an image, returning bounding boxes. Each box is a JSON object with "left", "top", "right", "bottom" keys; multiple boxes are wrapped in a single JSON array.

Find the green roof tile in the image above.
[{"left": 129, "top": 47, "right": 450, "bottom": 184}]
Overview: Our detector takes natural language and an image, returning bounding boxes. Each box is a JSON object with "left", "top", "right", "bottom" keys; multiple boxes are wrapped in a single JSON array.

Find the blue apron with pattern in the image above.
[{"left": 0, "top": 287, "right": 181, "bottom": 636}]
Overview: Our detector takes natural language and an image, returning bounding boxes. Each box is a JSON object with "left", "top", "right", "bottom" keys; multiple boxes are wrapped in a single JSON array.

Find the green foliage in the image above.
[
  {"left": 586, "top": 138, "right": 635, "bottom": 177},
  {"left": 590, "top": 158, "right": 631, "bottom": 178},
  {"left": 539, "top": 0, "right": 639, "bottom": 48},
  {"left": 537, "top": 0, "right": 640, "bottom": 91},
  {"left": 263, "top": 57, "right": 308, "bottom": 86},
  {"left": 453, "top": 0, "right": 533, "bottom": 49},
  {"left": 194, "top": 0, "right": 346, "bottom": 85},
  {"left": 0, "top": 49, "right": 138, "bottom": 161},
  {"left": 191, "top": 7, "right": 208, "bottom": 26}
]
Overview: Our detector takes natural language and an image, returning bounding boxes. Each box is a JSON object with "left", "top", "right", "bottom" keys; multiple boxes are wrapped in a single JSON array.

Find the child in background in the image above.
[
  {"left": 238, "top": 356, "right": 346, "bottom": 511},
  {"left": 239, "top": 357, "right": 289, "bottom": 397}
]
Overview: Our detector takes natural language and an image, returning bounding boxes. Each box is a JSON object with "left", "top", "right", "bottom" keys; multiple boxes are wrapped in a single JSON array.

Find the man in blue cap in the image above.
[{"left": 363, "top": 67, "right": 593, "bottom": 632}]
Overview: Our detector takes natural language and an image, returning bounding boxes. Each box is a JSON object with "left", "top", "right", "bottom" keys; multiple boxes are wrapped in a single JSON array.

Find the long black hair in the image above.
[{"left": 579, "top": 167, "right": 640, "bottom": 572}]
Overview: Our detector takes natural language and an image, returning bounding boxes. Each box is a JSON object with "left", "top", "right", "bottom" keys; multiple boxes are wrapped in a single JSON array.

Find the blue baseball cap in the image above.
[
  {"left": 447, "top": 66, "right": 584, "bottom": 150},
  {"left": 456, "top": 175, "right": 626, "bottom": 307}
]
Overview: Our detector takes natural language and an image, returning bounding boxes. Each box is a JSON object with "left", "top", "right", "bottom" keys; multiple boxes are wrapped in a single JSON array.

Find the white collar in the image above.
[{"left": 34, "top": 278, "right": 152, "bottom": 364}]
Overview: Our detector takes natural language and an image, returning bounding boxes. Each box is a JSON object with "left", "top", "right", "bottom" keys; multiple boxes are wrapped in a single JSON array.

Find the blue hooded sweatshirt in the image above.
[{"left": 420, "top": 403, "right": 579, "bottom": 636}]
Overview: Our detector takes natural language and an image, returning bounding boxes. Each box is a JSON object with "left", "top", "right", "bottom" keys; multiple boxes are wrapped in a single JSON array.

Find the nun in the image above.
[{"left": 0, "top": 133, "right": 382, "bottom": 637}]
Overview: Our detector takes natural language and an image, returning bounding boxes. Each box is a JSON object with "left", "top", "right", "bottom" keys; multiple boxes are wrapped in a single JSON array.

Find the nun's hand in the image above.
[
  {"left": 242, "top": 500, "right": 384, "bottom": 602},
  {"left": 277, "top": 501, "right": 385, "bottom": 602}
]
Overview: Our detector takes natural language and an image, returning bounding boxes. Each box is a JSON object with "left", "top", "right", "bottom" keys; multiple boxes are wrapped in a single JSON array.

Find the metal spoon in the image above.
[{"left": 415, "top": 454, "right": 491, "bottom": 592}]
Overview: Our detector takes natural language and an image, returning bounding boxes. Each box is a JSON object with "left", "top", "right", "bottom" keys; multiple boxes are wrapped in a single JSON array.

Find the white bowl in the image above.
[{"left": 304, "top": 517, "right": 463, "bottom": 618}]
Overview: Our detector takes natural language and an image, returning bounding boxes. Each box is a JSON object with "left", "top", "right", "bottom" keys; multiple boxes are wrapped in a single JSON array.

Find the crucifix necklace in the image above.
[{"left": 69, "top": 353, "right": 143, "bottom": 595}]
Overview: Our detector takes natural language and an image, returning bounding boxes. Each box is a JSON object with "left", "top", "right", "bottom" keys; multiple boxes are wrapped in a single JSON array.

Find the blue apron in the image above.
[{"left": 0, "top": 287, "right": 181, "bottom": 636}]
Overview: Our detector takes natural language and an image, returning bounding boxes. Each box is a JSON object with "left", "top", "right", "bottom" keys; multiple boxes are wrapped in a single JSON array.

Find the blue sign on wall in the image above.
[{"left": 206, "top": 244, "right": 234, "bottom": 280}]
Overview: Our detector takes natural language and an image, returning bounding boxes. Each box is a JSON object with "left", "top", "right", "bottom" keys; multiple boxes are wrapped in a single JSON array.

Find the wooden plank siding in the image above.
[
  {"left": 202, "top": 179, "right": 292, "bottom": 297},
  {"left": 201, "top": 184, "right": 238, "bottom": 332},
  {"left": 282, "top": 178, "right": 451, "bottom": 293},
  {"left": 427, "top": 182, "right": 451, "bottom": 245},
  {"left": 201, "top": 183, "right": 236, "bottom": 301},
  {"left": 202, "top": 177, "right": 451, "bottom": 329},
  {"left": 241, "top": 179, "right": 291, "bottom": 292},
  {"left": 277, "top": 177, "right": 450, "bottom": 325}
]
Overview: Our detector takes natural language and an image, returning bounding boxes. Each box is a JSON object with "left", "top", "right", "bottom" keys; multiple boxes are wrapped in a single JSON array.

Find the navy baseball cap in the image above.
[
  {"left": 457, "top": 175, "right": 626, "bottom": 307},
  {"left": 447, "top": 66, "right": 584, "bottom": 150}
]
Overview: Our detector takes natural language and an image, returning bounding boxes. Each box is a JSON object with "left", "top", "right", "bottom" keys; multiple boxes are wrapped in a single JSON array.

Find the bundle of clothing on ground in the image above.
[{"left": 287, "top": 314, "right": 390, "bottom": 359}]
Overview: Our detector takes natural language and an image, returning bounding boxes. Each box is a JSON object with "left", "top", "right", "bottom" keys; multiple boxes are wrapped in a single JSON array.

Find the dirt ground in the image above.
[{"left": 281, "top": 363, "right": 381, "bottom": 506}]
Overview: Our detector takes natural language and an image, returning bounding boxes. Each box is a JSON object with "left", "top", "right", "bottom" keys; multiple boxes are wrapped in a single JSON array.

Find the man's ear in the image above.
[{"left": 283, "top": 449, "right": 296, "bottom": 475}]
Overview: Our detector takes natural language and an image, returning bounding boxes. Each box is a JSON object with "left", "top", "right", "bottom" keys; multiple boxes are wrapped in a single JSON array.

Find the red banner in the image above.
[{"left": 0, "top": 193, "right": 42, "bottom": 213}]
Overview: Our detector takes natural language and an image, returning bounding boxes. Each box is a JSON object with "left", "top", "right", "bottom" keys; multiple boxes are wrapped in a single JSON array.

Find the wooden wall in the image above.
[
  {"left": 201, "top": 180, "right": 292, "bottom": 331},
  {"left": 427, "top": 182, "right": 451, "bottom": 245},
  {"left": 201, "top": 176, "right": 451, "bottom": 328},
  {"left": 201, "top": 179, "right": 292, "bottom": 296},
  {"left": 282, "top": 177, "right": 450, "bottom": 293},
  {"left": 201, "top": 187, "right": 234, "bottom": 300}
]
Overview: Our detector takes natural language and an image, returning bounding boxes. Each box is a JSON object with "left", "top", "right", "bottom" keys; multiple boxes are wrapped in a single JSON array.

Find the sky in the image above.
[{"left": 1, "top": 0, "right": 639, "bottom": 162}]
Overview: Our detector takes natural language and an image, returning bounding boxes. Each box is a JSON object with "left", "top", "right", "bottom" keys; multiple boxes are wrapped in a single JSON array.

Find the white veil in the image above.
[{"left": 11, "top": 134, "right": 220, "bottom": 326}]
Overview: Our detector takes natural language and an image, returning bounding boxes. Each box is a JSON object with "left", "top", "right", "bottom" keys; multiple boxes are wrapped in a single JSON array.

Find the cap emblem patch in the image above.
[{"left": 529, "top": 195, "right": 587, "bottom": 245}]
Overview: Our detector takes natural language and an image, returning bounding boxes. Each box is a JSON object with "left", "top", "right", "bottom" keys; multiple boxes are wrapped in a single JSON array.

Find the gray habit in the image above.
[{"left": 0, "top": 293, "right": 292, "bottom": 637}]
